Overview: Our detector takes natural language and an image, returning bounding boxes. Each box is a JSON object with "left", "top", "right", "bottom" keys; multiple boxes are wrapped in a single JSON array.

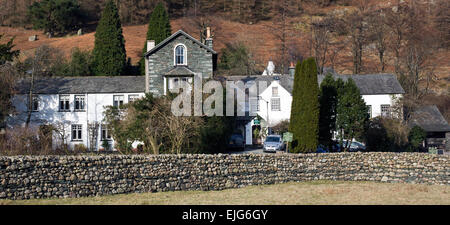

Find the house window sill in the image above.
[
  {"left": 58, "top": 110, "right": 71, "bottom": 112},
  {"left": 73, "top": 110, "right": 86, "bottom": 112},
  {"left": 71, "top": 140, "right": 83, "bottom": 142}
]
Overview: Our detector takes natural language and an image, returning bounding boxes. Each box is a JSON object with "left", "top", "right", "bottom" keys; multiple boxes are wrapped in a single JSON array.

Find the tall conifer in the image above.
[
  {"left": 92, "top": 0, "right": 126, "bottom": 76},
  {"left": 289, "top": 60, "right": 303, "bottom": 153},
  {"left": 318, "top": 73, "right": 338, "bottom": 150},
  {"left": 139, "top": 2, "right": 172, "bottom": 74},
  {"left": 289, "top": 58, "right": 320, "bottom": 153}
]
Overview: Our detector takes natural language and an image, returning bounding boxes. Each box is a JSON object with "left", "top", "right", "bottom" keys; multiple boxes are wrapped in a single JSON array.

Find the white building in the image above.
[
  {"left": 229, "top": 72, "right": 405, "bottom": 146},
  {"left": 8, "top": 76, "right": 145, "bottom": 151}
]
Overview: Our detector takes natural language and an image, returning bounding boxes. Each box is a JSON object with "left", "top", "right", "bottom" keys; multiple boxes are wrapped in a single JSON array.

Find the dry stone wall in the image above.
[{"left": 0, "top": 152, "right": 448, "bottom": 200}]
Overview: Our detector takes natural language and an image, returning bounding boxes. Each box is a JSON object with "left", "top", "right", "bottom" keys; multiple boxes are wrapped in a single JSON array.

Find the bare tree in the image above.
[
  {"left": 52, "top": 121, "right": 71, "bottom": 151},
  {"left": 311, "top": 16, "right": 336, "bottom": 74},
  {"left": 367, "top": 10, "right": 389, "bottom": 72},
  {"left": 343, "top": 0, "right": 370, "bottom": 74},
  {"left": 267, "top": 0, "right": 292, "bottom": 74},
  {"left": 20, "top": 45, "right": 65, "bottom": 128},
  {"left": 327, "top": 37, "right": 348, "bottom": 71},
  {"left": 159, "top": 97, "right": 203, "bottom": 154},
  {"left": 394, "top": 1, "right": 438, "bottom": 100},
  {"left": 385, "top": 1, "right": 409, "bottom": 75}
]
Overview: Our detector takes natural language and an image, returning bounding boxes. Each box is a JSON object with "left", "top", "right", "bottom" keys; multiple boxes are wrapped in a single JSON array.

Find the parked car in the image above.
[
  {"left": 263, "top": 135, "right": 285, "bottom": 153},
  {"left": 331, "top": 140, "right": 366, "bottom": 152},
  {"left": 227, "top": 134, "right": 245, "bottom": 151},
  {"left": 349, "top": 141, "right": 366, "bottom": 152},
  {"left": 316, "top": 144, "right": 329, "bottom": 153}
]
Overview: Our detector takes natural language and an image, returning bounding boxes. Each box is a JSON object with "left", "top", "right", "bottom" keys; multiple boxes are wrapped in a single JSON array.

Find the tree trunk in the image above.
[{"left": 25, "top": 69, "right": 34, "bottom": 128}]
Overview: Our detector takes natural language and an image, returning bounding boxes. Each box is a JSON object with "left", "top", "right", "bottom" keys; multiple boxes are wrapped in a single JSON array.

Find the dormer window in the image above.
[{"left": 174, "top": 44, "right": 186, "bottom": 65}]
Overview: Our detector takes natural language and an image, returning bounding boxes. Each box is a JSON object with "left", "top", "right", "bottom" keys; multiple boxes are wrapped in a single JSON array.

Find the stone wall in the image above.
[{"left": 0, "top": 152, "right": 448, "bottom": 200}]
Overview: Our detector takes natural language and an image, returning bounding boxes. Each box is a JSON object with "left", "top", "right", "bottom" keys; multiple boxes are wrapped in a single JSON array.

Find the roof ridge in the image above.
[{"left": 144, "top": 29, "right": 216, "bottom": 57}]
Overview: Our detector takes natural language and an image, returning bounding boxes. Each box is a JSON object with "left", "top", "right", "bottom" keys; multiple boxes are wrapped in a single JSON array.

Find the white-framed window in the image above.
[
  {"left": 113, "top": 95, "right": 124, "bottom": 108},
  {"left": 71, "top": 124, "right": 82, "bottom": 141},
  {"left": 74, "top": 95, "right": 85, "bottom": 111},
  {"left": 29, "top": 95, "right": 39, "bottom": 111},
  {"left": 174, "top": 44, "right": 187, "bottom": 65},
  {"left": 272, "top": 87, "right": 279, "bottom": 97},
  {"left": 367, "top": 105, "right": 372, "bottom": 118},
  {"left": 168, "top": 77, "right": 192, "bottom": 90},
  {"left": 381, "top": 104, "right": 391, "bottom": 117},
  {"left": 59, "top": 95, "right": 70, "bottom": 111},
  {"left": 128, "top": 94, "right": 139, "bottom": 103},
  {"left": 171, "top": 78, "right": 179, "bottom": 90},
  {"left": 101, "top": 124, "right": 112, "bottom": 140},
  {"left": 271, "top": 98, "right": 280, "bottom": 111}
]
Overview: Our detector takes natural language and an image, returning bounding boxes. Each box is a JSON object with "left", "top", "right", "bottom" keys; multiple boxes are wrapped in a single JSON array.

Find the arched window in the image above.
[{"left": 175, "top": 44, "right": 186, "bottom": 65}]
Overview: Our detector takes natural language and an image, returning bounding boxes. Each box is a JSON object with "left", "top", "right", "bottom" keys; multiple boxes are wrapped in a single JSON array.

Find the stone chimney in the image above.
[
  {"left": 288, "top": 62, "right": 295, "bottom": 77},
  {"left": 205, "top": 27, "right": 213, "bottom": 49},
  {"left": 145, "top": 40, "right": 155, "bottom": 93},
  {"left": 147, "top": 40, "right": 155, "bottom": 52}
]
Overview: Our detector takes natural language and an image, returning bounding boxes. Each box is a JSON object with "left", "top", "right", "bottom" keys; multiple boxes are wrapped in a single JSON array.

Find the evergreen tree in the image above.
[
  {"left": 289, "top": 58, "right": 320, "bottom": 153},
  {"left": 408, "top": 125, "right": 426, "bottom": 152},
  {"left": 139, "top": 2, "right": 172, "bottom": 74},
  {"left": 28, "top": 0, "right": 83, "bottom": 36},
  {"left": 92, "top": 0, "right": 126, "bottom": 76},
  {"left": 289, "top": 60, "right": 303, "bottom": 153},
  {"left": 318, "top": 73, "right": 338, "bottom": 150},
  {"left": 0, "top": 34, "right": 20, "bottom": 65},
  {"left": 336, "top": 78, "right": 369, "bottom": 151},
  {"left": 66, "top": 48, "right": 93, "bottom": 76}
]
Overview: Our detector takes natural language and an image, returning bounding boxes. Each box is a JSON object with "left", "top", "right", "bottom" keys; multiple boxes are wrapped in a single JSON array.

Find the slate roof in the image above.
[
  {"left": 223, "top": 73, "right": 404, "bottom": 95},
  {"left": 144, "top": 30, "right": 217, "bottom": 57},
  {"left": 409, "top": 105, "right": 450, "bottom": 132},
  {"left": 318, "top": 73, "right": 405, "bottom": 95},
  {"left": 165, "top": 66, "right": 196, "bottom": 76},
  {"left": 15, "top": 76, "right": 146, "bottom": 94},
  {"left": 220, "top": 75, "right": 294, "bottom": 94}
]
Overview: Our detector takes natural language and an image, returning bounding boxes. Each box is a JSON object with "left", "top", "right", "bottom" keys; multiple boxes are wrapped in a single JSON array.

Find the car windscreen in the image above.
[{"left": 265, "top": 137, "right": 280, "bottom": 142}]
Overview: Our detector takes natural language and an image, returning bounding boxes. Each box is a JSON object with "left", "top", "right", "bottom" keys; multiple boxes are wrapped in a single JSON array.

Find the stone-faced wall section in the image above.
[
  {"left": 147, "top": 34, "right": 214, "bottom": 96},
  {"left": 0, "top": 153, "right": 448, "bottom": 200}
]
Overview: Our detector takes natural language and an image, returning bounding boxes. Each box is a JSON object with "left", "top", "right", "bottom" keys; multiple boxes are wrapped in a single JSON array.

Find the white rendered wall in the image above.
[
  {"left": 257, "top": 81, "right": 292, "bottom": 127},
  {"left": 8, "top": 92, "right": 145, "bottom": 151},
  {"left": 362, "top": 94, "right": 402, "bottom": 118}
]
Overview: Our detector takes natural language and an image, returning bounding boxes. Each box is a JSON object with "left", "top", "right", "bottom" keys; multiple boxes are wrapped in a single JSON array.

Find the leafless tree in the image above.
[
  {"left": 52, "top": 121, "right": 71, "bottom": 151},
  {"left": 19, "top": 45, "right": 65, "bottom": 128},
  {"left": 394, "top": 1, "right": 438, "bottom": 100},
  {"left": 161, "top": 99, "right": 203, "bottom": 154},
  {"left": 342, "top": 0, "right": 370, "bottom": 74},
  {"left": 385, "top": 1, "right": 409, "bottom": 75},
  {"left": 267, "top": 0, "right": 292, "bottom": 74},
  {"left": 367, "top": 10, "right": 389, "bottom": 72},
  {"left": 327, "top": 37, "right": 348, "bottom": 71},
  {"left": 311, "top": 15, "right": 337, "bottom": 74}
]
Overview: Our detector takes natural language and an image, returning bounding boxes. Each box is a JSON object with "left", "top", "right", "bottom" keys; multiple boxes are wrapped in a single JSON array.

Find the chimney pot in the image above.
[
  {"left": 206, "top": 27, "right": 211, "bottom": 39},
  {"left": 147, "top": 40, "right": 155, "bottom": 52},
  {"left": 205, "top": 27, "right": 213, "bottom": 49},
  {"left": 289, "top": 62, "right": 295, "bottom": 77}
]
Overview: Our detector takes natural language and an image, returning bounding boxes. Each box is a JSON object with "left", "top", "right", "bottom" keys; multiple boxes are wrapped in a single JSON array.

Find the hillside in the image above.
[{"left": 0, "top": 0, "right": 448, "bottom": 96}]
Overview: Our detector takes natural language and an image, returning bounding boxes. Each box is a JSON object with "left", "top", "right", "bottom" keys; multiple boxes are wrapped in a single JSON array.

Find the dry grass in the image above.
[
  {"left": 1, "top": 0, "right": 448, "bottom": 93},
  {"left": 1, "top": 181, "right": 449, "bottom": 205}
]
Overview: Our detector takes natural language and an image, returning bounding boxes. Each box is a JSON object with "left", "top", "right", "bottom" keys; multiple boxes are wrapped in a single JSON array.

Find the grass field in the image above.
[{"left": 1, "top": 181, "right": 449, "bottom": 205}]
